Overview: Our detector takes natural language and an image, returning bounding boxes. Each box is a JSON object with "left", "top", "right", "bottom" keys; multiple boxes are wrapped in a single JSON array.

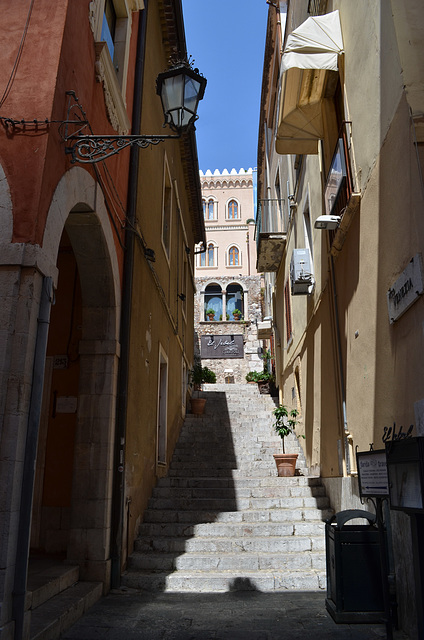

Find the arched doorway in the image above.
[{"left": 31, "top": 168, "right": 121, "bottom": 586}]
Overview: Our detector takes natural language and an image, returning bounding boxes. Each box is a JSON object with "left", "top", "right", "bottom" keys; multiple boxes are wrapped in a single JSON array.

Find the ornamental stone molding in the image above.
[{"left": 95, "top": 43, "right": 130, "bottom": 134}]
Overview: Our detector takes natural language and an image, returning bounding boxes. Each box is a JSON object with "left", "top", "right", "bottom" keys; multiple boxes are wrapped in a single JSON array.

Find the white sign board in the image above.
[
  {"left": 387, "top": 253, "right": 423, "bottom": 324},
  {"left": 357, "top": 450, "right": 389, "bottom": 497}
]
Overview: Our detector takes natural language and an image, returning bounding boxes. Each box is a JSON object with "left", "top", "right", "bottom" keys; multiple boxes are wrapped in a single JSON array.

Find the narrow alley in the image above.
[{"left": 59, "top": 386, "right": 406, "bottom": 639}]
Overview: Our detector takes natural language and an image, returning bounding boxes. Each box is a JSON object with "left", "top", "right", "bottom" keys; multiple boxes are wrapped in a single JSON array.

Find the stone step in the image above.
[
  {"left": 122, "top": 569, "right": 325, "bottom": 593},
  {"left": 29, "top": 581, "right": 103, "bottom": 640},
  {"left": 166, "top": 466, "right": 310, "bottom": 478},
  {"left": 125, "top": 385, "right": 332, "bottom": 595},
  {"left": 137, "top": 519, "right": 326, "bottom": 539},
  {"left": 26, "top": 562, "right": 80, "bottom": 611},
  {"left": 157, "top": 475, "right": 323, "bottom": 488},
  {"left": 142, "top": 506, "right": 333, "bottom": 524},
  {"left": 151, "top": 484, "right": 327, "bottom": 500},
  {"left": 147, "top": 495, "right": 330, "bottom": 511},
  {"left": 134, "top": 534, "right": 326, "bottom": 554},
  {"left": 127, "top": 550, "right": 326, "bottom": 572}
]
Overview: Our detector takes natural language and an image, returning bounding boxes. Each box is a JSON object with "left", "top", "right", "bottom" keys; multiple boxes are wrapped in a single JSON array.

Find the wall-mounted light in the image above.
[
  {"left": 65, "top": 60, "right": 206, "bottom": 164},
  {"left": 314, "top": 215, "right": 341, "bottom": 230}
]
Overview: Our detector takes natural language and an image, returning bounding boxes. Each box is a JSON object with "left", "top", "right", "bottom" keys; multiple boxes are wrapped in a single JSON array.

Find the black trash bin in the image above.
[{"left": 325, "top": 509, "right": 385, "bottom": 623}]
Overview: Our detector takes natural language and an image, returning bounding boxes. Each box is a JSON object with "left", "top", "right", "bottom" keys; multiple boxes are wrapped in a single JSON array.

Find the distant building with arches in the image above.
[{"left": 194, "top": 168, "right": 265, "bottom": 383}]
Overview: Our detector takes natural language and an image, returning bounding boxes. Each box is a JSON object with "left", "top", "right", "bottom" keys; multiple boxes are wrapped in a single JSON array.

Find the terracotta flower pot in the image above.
[
  {"left": 190, "top": 397, "right": 206, "bottom": 415},
  {"left": 273, "top": 453, "right": 298, "bottom": 477}
]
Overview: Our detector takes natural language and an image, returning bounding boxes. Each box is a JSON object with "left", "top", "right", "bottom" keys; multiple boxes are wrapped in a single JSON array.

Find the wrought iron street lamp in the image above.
[{"left": 65, "top": 61, "right": 206, "bottom": 164}]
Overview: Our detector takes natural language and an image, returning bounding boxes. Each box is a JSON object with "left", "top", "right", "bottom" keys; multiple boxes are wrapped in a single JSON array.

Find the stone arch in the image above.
[
  {"left": 37, "top": 166, "right": 121, "bottom": 585},
  {"left": 0, "top": 163, "right": 13, "bottom": 242}
]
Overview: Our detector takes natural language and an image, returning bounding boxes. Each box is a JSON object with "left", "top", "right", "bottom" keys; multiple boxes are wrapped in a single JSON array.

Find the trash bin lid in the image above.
[{"left": 327, "top": 509, "right": 377, "bottom": 529}]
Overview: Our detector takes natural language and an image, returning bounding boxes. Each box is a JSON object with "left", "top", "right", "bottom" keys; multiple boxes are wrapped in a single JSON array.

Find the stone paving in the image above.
[{"left": 63, "top": 587, "right": 407, "bottom": 640}]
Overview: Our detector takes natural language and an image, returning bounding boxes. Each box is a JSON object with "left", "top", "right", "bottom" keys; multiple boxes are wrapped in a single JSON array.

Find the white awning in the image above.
[{"left": 281, "top": 10, "right": 343, "bottom": 73}]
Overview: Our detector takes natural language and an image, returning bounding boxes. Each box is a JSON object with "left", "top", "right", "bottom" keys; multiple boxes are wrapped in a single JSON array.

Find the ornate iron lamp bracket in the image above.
[{"left": 65, "top": 133, "right": 180, "bottom": 164}]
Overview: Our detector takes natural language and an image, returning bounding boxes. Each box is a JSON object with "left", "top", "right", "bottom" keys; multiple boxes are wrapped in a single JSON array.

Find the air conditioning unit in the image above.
[{"left": 290, "top": 248, "right": 313, "bottom": 295}]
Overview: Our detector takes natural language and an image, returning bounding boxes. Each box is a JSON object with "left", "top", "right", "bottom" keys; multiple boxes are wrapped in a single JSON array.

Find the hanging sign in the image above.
[{"left": 200, "top": 335, "right": 244, "bottom": 359}]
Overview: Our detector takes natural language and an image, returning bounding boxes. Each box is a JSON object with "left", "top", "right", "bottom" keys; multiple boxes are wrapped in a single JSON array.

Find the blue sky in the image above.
[{"left": 181, "top": 0, "right": 268, "bottom": 174}]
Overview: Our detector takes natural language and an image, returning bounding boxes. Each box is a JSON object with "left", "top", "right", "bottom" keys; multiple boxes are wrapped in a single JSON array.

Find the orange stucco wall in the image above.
[{"left": 0, "top": 0, "right": 138, "bottom": 273}]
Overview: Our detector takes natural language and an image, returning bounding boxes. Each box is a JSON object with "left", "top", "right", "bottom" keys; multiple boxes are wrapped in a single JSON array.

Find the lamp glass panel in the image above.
[
  {"left": 182, "top": 76, "right": 201, "bottom": 123},
  {"left": 161, "top": 75, "right": 185, "bottom": 126}
]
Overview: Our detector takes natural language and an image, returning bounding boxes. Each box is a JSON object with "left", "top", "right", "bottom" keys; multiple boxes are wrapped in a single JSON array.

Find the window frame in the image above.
[
  {"left": 89, "top": 0, "right": 144, "bottom": 133},
  {"left": 226, "top": 244, "right": 241, "bottom": 267},
  {"left": 226, "top": 198, "right": 240, "bottom": 220}
]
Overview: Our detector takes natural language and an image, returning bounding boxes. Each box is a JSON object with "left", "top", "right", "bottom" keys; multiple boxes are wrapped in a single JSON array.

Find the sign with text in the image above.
[
  {"left": 356, "top": 449, "right": 389, "bottom": 498},
  {"left": 200, "top": 335, "right": 244, "bottom": 359},
  {"left": 387, "top": 253, "right": 423, "bottom": 323}
]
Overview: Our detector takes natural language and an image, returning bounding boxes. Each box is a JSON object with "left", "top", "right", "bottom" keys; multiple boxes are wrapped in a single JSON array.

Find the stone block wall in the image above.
[{"left": 194, "top": 275, "right": 265, "bottom": 384}]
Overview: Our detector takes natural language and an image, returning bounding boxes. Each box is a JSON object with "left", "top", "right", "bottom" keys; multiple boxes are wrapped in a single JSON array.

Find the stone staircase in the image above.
[
  {"left": 122, "top": 384, "right": 332, "bottom": 593},
  {"left": 26, "top": 555, "right": 102, "bottom": 640}
]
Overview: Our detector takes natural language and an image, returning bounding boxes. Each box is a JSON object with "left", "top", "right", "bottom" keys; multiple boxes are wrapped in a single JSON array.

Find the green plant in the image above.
[
  {"left": 232, "top": 309, "right": 241, "bottom": 316},
  {"left": 190, "top": 363, "right": 216, "bottom": 389},
  {"left": 272, "top": 405, "right": 303, "bottom": 453},
  {"left": 219, "top": 313, "right": 229, "bottom": 320},
  {"left": 206, "top": 308, "right": 215, "bottom": 316},
  {"left": 201, "top": 366, "right": 216, "bottom": 383},
  {"left": 245, "top": 370, "right": 274, "bottom": 383}
]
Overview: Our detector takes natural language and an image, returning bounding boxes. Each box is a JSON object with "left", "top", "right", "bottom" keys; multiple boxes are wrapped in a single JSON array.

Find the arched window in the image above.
[
  {"left": 197, "top": 242, "right": 217, "bottom": 267},
  {"left": 203, "top": 198, "right": 216, "bottom": 220},
  {"left": 227, "top": 199, "right": 239, "bottom": 220},
  {"left": 228, "top": 246, "right": 239, "bottom": 266},
  {"left": 226, "top": 283, "right": 244, "bottom": 319},
  {"left": 204, "top": 283, "right": 222, "bottom": 320},
  {"left": 207, "top": 243, "right": 215, "bottom": 266},
  {"left": 207, "top": 199, "right": 215, "bottom": 220}
]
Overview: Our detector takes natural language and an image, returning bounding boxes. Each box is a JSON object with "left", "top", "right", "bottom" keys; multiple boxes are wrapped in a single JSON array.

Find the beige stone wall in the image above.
[
  {"left": 257, "top": 1, "right": 424, "bottom": 635},
  {"left": 194, "top": 275, "right": 264, "bottom": 384}
]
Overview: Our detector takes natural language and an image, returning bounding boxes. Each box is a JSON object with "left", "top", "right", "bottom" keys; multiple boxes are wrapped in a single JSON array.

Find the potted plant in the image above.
[
  {"left": 272, "top": 405, "right": 303, "bottom": 476},
  {"left": 206, "top": 308, "right": 215, "bottom": 321},
  {"left": 245, "top": 371, "right": 258, "bottom": 384},
  {"left": 256, "top": 370, "right": 274, "bottom": 394},
  {"left": 219, "top": 313, "right": 230, "bottom": 321},
  {"left": 232, "top": 309, "right": 242, "bottom": 320},
  {"left": 189, "top": 363, "right": 216, "bottom": 415}
]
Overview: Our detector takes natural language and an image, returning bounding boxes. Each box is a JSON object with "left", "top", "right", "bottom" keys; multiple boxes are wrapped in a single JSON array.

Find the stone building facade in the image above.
[{"left": 194, "top": 168, "right": 265, "bottom": 383}]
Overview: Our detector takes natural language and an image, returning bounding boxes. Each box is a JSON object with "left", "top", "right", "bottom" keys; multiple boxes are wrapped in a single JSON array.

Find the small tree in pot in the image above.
[
  {"left": 189, "top": 362, "right": 216, "bottom": 415},
  {"left": 272, "top": 405, "right": 303, "bottom": 476}
]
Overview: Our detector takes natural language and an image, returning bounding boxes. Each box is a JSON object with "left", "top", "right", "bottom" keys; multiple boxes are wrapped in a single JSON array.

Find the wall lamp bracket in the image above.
[
  {"left": 65, "top": 133, "right": 181, "bottom": 164},
  {"left": 63, "top": 60, "right": 206, "bottom": 165}
]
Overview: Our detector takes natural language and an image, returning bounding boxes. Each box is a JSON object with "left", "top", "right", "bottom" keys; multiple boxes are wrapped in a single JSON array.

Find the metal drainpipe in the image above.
[
  {"left": 12, "top": 276, "right": 54, "bottom": 640},
  {"left": 330, "top": 254, "right": 350, "bottom": 474},
  {"left": 110, "top": 0, "right": 148, "bottom": 590}
]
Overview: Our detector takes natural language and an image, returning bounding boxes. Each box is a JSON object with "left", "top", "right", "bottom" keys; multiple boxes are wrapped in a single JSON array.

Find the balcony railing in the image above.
[{"left": 255, "top": 199, "right": 288, "bottom": 272}]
